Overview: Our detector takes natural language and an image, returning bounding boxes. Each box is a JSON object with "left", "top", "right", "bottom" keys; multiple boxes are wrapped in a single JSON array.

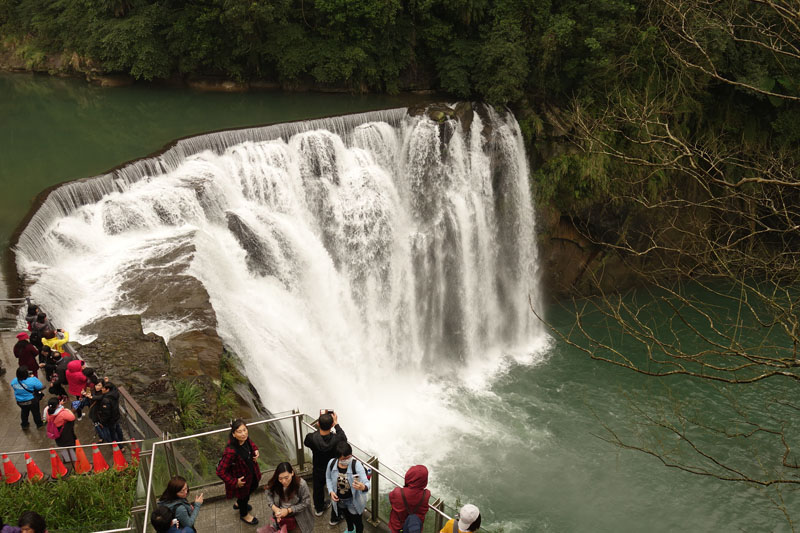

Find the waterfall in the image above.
[{"left": 15, "top": 104, "right": 548, "bottom": 469}]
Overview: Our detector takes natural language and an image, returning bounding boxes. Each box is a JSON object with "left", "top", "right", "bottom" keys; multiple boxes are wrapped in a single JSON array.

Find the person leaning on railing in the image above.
[
  {"left": 388, "top": 465, "right": 430, "bottom": 533},
  {"left": 440, "top": 504, "right": 481, "bottom": 533},
  {"left": 41, "top": 329, "right": 69, "bottom": 354}
]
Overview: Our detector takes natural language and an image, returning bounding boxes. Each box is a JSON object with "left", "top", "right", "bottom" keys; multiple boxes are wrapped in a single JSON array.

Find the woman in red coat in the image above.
[
  {"left": 65, "top": 359, "right": 87, "bottom": 420},
  {"left": 388, "top": 464, "right": 431, "bottom": 533},
  {"left": 216, "top": 419, "right": 261, "bottom": 526}
]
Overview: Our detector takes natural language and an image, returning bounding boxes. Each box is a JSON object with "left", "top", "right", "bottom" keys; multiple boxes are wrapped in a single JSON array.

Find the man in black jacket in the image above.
[
  {"left": 304, "top": 410, "right": 347, "bottom": 525},
  {"left": 97, "top": 381, "right": 124, "bottom": 443}
]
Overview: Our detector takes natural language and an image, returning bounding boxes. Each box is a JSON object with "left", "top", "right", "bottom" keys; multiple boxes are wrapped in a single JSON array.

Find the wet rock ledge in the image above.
[{"left": 75, "top": 315, "right": 260, "bottom": 434}]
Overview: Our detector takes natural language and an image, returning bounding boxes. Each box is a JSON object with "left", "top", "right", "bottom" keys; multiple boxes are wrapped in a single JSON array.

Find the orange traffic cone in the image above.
[
  {"left": 131, "top": 442, "right": 140, "bottom": 463},
  {"left": 91, "top": 444, "right": 109, "bottom": 473},
  {"left": 2, "top": 454, "right": 22, "bottom": 484},
  {"left": 24, "top": 453, "right": 45, "bottom": 482},
  {"left": 50, "top": 449, "right": 68, "bottom": 479},
  {"left": 73, "top": 440, "right": 92, "bottom": 475},
  {"left": 111, "top": 442, "right": 127, "bottom": 471}
]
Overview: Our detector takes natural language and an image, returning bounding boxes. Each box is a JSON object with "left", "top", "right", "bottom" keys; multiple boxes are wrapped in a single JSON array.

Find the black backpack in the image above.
[
  {"left": 400, "top": 488, "right": 427, "bottom": 533},
  {"left": 29, "top": 329, "right": 43, "bottom": 350}
]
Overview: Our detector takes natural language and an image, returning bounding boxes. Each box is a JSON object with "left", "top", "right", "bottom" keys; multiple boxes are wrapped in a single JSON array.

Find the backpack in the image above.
[
  {"left": 46, "top": 418, "right": 64, "bottom": 440},
  {"left": 400, "top": 488, "right": 427, "bottom": 533},
  {"left": 29, "top": 329, "right": 43, "bottom": 349}
]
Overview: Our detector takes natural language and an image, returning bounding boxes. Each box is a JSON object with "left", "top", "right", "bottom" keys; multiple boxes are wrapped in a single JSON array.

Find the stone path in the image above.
[{"left": 0, "top": 331, "right": 119, "bottom": 477}]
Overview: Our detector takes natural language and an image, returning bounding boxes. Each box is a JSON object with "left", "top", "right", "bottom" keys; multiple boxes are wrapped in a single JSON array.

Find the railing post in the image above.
[
  {"left": 432, "top": 498, "right": 445, "bottom": 531},
  {"left": 293, "top": 409, "right": 305, "bottom": 471},
  {"left": 366, "top": 455, "right": 380, "bottom": 526},
  {"left": 164, "top": 437, "right": 178, "bottom": 478},
  {"left": 140, "top": 452, "right": 159, "bottom": 533}
]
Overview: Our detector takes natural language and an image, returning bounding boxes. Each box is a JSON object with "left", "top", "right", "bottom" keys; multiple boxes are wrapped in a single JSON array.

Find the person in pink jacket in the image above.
[
  {"left": 44, "top": 396, "right": 77, "bottom": 465},
  {"left": 65, "top": 359, "right": 87, "bottom": 420}
]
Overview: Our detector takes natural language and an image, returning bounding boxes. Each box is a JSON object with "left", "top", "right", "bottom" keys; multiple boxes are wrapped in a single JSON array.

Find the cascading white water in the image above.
[{"left": 16, "top": 105, "right": 549, "bottom": 480}]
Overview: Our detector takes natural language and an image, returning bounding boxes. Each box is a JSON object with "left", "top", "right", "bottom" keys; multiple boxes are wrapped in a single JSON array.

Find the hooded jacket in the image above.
[
  {"left": 65, "top": 359, "right": 86, "bottom": 396},
  {"left": 388, "top": 465, "right": 430, "bottom": 533}
]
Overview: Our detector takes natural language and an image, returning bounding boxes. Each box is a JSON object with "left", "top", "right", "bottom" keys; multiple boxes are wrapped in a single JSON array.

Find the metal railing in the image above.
[
  {"left": 138, "top": 411, "right": 462, "bottom": 533},
  {"left": 300, "top": 417, "right": 455, "bottom": 530},
  {"left": 141, "top": 412, "right": 303, "bottom": 532}
]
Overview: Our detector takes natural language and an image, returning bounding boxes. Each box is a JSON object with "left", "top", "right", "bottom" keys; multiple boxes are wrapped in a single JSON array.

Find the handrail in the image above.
[
  {"left": 117, "top": 386, "right": 163, "bottom": 438},
  {"left": 299, "top": 417, "right": 454, "bottom": 525},
  {"left": 301, "top": 418, "right": 408, "bottom": 480},
  {"left": 142, "top": 411, "right": 455, "bottom": 532},
  {"left": 142, "top": 412, "right": 303, "bottom": 532},
  {"left": 0, "top": 438, "right": 143, "bottom": 457}
]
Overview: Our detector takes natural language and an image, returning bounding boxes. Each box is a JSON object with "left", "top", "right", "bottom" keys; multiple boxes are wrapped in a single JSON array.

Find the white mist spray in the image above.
[{"left": 16, "top": 106, "right": 548, "bottom": 483}]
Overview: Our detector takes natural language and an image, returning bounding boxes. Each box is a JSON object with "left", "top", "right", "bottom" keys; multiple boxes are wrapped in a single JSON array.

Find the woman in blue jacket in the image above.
[
  {"left": 10, "top": 366, "right": 44, "bottom": 429},
  {"left": 326, "top": 441, "right": 370, "bottom": 533}
]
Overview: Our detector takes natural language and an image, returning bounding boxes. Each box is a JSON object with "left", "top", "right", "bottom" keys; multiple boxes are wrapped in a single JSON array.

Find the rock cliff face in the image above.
[{"left": 76, "top": 314, "right": 180, "bottom": 432}]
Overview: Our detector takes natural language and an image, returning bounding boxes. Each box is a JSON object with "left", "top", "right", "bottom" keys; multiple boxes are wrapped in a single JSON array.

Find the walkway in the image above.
[
  {"left": 194, "top": 493, "right": 386, "bottom": 533},
  {"left": 0, "top": 331, "right": 114, "bottom": 474}
]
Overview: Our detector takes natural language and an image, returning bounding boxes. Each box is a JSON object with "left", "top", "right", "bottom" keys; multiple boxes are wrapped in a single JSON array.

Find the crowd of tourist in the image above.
[
  {"left": 10, "top": 306, "right": 482, "bottom": 533},
  {"left": 148, "top": 413, "right": 482, "bottom": 533},
  {"left": 10, "top": 305, "right": 125, "bottom": 462}
]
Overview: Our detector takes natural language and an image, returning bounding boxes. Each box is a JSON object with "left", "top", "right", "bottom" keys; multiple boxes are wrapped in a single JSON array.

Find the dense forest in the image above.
[{"left": 1, "top": 0, "right": 798, "bottom": 209}]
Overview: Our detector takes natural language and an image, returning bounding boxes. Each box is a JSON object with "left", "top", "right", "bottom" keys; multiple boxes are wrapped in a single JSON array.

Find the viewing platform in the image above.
[{"left": 1, "top": 328, "right": 463, "bottom": 533}]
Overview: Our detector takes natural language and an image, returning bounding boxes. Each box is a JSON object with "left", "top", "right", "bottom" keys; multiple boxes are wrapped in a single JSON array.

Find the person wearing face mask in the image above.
[
  {"left": 325, "top": 441, "right": 370, "bottom": 533},
  {"left": 264, "top": 462, "right": 313, "bottom": 533},
  {"left": 216, "top": 419, "right": 261, "bottom": 526}
]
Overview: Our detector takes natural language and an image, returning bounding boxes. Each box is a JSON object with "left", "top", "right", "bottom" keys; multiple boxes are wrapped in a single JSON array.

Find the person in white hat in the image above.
[{"left": 440, "top": 503, "right": 481, "bottom": 533}]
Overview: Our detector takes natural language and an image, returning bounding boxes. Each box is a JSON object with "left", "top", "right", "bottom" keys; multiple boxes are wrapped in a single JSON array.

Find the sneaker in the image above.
[
  {"left": 328, "top": 514, "right": 342, "bottom": 527},
  {"left": 314, "top": 501, "right": 330, "bottom": 517},
  {"left": 76, "top": 414, "right": 83, "bottom": 421}
]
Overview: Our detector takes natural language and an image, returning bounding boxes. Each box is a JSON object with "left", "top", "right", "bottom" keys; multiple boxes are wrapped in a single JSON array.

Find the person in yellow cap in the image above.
[{"left": 440, "top": 504, "right": 481, "bottom": 533}]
